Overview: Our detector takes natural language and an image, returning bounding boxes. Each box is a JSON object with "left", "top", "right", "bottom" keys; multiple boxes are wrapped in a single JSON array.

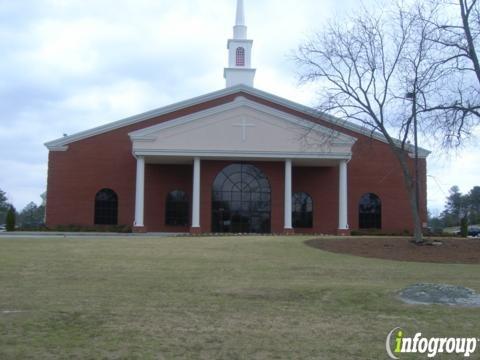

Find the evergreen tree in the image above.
[
  {"left": 18, "top": 202, "right": 45, "bottom": 228},
  {"left": 5, "top": 206, "right": 16, "bottom": 232},
  {"left": 0, "top": 189, "right": 10, "bottom": 224},
  {"left": 19, "top": 202, "right": 37, "bottom": 227},
  {"left": 0, "top": 189, "right": 7, "bottom": 207},
  {"left": 439, "top": 185, "right": 480, "bottom": 228},
  {"left": 441, "top": 186, "right": 468, "bottom": 227},
  {"left": 467, "top": 187, "right": 480, "bottom": 225}
]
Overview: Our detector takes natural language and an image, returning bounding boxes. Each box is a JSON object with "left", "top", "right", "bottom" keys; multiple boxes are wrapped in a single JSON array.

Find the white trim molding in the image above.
[
  {"left": 48, "top": 145, "right": 69, "bottom": 152},
  {"left": 133, "top": 149, "right": 353, "bottom": 160}
]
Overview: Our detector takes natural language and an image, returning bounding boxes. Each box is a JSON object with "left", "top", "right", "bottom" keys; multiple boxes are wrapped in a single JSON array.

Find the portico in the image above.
[
  {"left": 129, "top": 97, "right": 355, "bottom": 234},
  {"left": 132, "top": 155, "right": 350, "bottom": 235}
]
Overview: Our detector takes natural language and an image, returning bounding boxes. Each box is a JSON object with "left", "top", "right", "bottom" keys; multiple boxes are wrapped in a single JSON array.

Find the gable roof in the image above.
[{"left": 44, "top": 84, "right": 431, "bottom": 157}]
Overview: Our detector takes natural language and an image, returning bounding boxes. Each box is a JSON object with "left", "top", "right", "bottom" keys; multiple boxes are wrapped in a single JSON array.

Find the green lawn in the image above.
[{"left": 0, "top": 236, "right": 479, "bottom": 359}]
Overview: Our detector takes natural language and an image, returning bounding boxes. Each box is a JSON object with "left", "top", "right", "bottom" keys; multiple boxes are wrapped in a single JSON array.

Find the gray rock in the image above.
[{"left": 399, "top": 283, "right": 480, "bottom": 307}]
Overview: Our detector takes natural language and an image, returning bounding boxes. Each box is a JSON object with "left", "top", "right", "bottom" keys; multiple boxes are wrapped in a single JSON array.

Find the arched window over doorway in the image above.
[
  {"left": 236, "top": 47, "right": 245, "bottom": 66},
  {"left": 359, "top": 193, "right": 382, "bottom": 229},
  {"left": 165, "top": 190, "right": 189, "bottom": 226},
  {"left": 292, "top": 192, "right": 313, "bottom": 228},
  {"left": 94, "top": 189, "right": 118, "bottom": 225},
  {"left": 212, "top": 163, "right": 271, "bottom": 233}
]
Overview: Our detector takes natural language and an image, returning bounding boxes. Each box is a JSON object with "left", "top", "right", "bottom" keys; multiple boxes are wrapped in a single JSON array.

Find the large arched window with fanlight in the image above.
[
  {"left": 94, "top": 189, "right": 118, "bottom": 225},
  {"left": 236, "top": 47, "right": 245, "bottom": 66},
  {"left": 359, "top": 193, "right": 382, "bottom": 229},
  {"left": 212, "top": 163, "right": 271, "bottom": 234},
  {"left": 165, "top": 190, "right": 189, "bottom": 226}
]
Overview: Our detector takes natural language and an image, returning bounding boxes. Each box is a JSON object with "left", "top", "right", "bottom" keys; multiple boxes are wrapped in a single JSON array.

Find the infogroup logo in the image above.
[{"left": 386, "top": 327, "right": 479, "bottom": 359}]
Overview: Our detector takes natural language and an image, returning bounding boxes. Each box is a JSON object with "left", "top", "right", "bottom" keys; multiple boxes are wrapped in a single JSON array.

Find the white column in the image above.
[
  {"left": 134, "top": 156, "right": 145, "bottom": 227},
  {"left": 192, "top": 157, "right": 201, "bottom": 229},
  {"left": 284, "top": 159, "right": 293, "bottom": 230},
  {"left": 338, "top": 160, "right": 349, "bottom": 230}
]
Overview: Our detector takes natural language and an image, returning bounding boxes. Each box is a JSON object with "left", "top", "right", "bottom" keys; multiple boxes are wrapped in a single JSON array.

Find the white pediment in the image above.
[{"left": 129, "top": 97, "right": 357, "bottom": 160}]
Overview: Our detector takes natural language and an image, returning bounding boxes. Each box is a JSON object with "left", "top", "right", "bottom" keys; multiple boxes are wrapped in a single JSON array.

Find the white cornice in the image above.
[
  {"left": 224, "top": 68, "right": 256, "bottom": 72},
  {"left": 227, "top": 39, "right": 253, "bottom": 47},
  {"left": 133, "top": 149, "right": 353, "bottom": 160},
  {"left": 48, "top": 145, "right": 69, "bottom": 152},
  {"left": 44, "top": 84, "right": 431, "bottom": 158}
]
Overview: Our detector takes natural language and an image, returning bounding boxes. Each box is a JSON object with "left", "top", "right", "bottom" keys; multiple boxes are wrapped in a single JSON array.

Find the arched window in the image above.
[
  {"left": 212, "top": 163, "right": 271, "bottom": 233},
  {"left": 165, "top": 190, "right": 189, "bottom": 226},
  {"left": 359, "top": 193, "right": 382, "bottom": 229},
  {"left": 236, "top": 47, "right": 245, "bottom": 66},
  {"left": 292, "top": 192, "right": 313, "bottom": 228},
  {"left": 94, "top": 189, "right": 118, "bottom": 225}
]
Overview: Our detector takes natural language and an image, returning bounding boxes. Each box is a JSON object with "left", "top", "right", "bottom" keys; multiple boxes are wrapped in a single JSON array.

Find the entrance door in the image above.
[{"left": 212, "top": 163, "right": 271, "bottom": 234}]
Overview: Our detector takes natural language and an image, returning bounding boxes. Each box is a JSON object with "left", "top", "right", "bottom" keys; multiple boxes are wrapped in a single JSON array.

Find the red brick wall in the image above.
[
  {"left": 46, "top": 91, "right": 427, "bottom": 234},
  {"left": 347, "top": 139, "right": 427, "bottom": 233},
  {"left": 292, "top": 166, "right": 339, "bottom": 234},
  {"left": 144, "top": 164, "right": 192, "bottom": 233}
]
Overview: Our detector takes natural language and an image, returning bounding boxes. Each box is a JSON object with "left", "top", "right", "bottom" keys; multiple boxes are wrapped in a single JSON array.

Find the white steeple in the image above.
[
  {"left": 236, "top": 0, "right": 245, "bottom": 24},
  {"left": 224, "top": 0, "right": 256, "bottom": 88},
  {"left": 234, "top": 0, "right": 246, "bottom": 38}
]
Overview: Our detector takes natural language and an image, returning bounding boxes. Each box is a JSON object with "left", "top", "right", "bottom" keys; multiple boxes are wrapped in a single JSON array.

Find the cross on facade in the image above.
[{"left": 233, "top": 119, "right": 255, "bottom": 142}]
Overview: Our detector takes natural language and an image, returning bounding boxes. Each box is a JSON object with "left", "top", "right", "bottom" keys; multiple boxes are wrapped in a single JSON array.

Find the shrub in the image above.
[
  {"left": 5, "top": 206, "right": 16, "bottom": 232},
  {"left": 53, "top": 224, "right": 132, "bottom": 233},
  {"left": 18, "top": 224, "right": 47, "bottom": 231}
]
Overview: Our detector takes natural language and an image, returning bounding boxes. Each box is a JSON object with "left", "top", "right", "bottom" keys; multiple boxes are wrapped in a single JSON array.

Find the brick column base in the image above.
[
  {"left": 133, "top": 226, "right": 147, "bottom": 233},
  {"left": 337, "top": 229, "right": 351, "bottom": 236},
  {"left": 190, "top": 227, "right": 202, "bottom": 235},
  {"left": 284, "top": 228, "right": 295, "bottom": 235}
]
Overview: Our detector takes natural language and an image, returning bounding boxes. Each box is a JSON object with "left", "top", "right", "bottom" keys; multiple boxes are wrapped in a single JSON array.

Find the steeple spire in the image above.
[
  {"left": 233, "top": 0, "right": 247, "bottom": 39},
  {"left": 224, "top": 0, "right": 256, "bottom": 88},
  {"left": 236, "top": 0, "right": 245, "bottom": 26}
]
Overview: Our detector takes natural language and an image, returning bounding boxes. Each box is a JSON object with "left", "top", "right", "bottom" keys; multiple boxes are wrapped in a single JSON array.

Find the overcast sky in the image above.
[{"left": 0, "top": 0, "right": 478, "bottom": 214}]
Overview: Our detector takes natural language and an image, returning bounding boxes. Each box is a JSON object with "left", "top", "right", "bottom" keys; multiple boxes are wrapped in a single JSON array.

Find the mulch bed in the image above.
[{"left": 305, "top": 237, "right": 480, "bottom": 264}]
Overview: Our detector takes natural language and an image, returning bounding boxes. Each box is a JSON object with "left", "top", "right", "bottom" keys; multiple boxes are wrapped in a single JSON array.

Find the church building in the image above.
[{"left": 45, "top": 0, "right": 429, "bottom": 235}]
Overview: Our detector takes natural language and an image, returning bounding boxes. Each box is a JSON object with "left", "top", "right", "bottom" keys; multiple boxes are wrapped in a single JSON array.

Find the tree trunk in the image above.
[
  {"left": 407, "top": 178, "right": 424, "bottom": 244},
  {"left": 393, "top": 149, "right": 424, "bottom": 243}
]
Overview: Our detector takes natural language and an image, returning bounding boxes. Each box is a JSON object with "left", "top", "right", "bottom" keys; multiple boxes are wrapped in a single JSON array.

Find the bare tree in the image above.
[
  {"left": 296, "top": 4, "right": 447, "bottom": 243},
  {"left": 434, "top": 0, "right": 480, "bottom": 85},
  {"left": 419, "top": 0, "right": 480, "bottom": 146},
  {"left": 460, "top": 0, "right": 480, "bottom": 83}
]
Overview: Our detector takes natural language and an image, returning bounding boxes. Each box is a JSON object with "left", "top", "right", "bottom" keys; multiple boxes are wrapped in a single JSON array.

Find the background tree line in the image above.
[
  {"left": 430, "top": 185, "right": 480, "bottom": 230},
  {"left": 0, "top": 189, "right": 46, "bottom": 229}
]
